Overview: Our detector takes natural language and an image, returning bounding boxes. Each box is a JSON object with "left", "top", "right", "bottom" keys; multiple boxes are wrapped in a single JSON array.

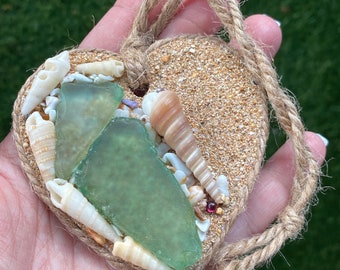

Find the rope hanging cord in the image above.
[
  {"left": 207, "top": 0, "right": 320, "bottom": 269},
  {"left": 120, "top": 0, "right": 183, "bottom": 96}
]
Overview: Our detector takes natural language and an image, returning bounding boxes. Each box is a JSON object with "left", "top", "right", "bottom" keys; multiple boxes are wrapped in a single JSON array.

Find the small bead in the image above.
[{"left": 206, "top": 201, "right": 217, "bottom": 213}]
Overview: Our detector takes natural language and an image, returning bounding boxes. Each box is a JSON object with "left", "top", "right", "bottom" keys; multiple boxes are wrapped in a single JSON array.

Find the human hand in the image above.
[{"left": 0, "top": 1, "right": 327, "bottom": 269}]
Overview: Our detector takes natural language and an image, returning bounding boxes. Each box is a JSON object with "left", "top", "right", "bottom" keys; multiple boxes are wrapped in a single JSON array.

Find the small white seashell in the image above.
[
  {"left": 185, "top": 174, "right": 196, "bottom": 187},
  {"left": 90, "top": 74, "right": 115, "bottom": 83},
  {"left": 173, "top": 170, "right": 187, "bottom": 184},
  {"left": 195, "top": 218, "right": 211, "bottom": 242},
  {"left": 132, "top": 108, "right": 144, "bottom": 118},
  {"left": 114, "top": 108, "right": 130, "bottom": 118},
  {"left": 180, "top": 184, "right": 191, "bottom": 197},
  {"left": 44, "top": 96, "right": 59, "bottom": 114},
  {"left": 62, "top": 72, "right": 92, "bottom": 83},
  {"left": 46, "top": 179, "right": 122, "bottom": 243},
  {"left": 156, "top": 142, "right": 171, "bottom": 158},
  {"left": 141, "top": 91, "right": 159, "bottom": 116},
  {"left": 21, "top": 51, "right": 70, "bottom": 115},
  {"left": 144, "top": 90, "right": 229, "bottom": 204},
  {"left": 188, "top": 185, "right": 206, "bottom": 205},
  {"left": 49, "top": 87, "right": 60, "bottom": 97},
  {"left": 162, "top": 152, "right": 192, "bottom": 177},
  {"left": 76, "top": 59, "right": 124, "bottom": 78},
  {"left": 112, "top": 236, "right": 171, "bottom": 270},
  {"left": 171, "top": 169, "right": 195, "bottom": 187},
  {"left": 214, "top": 175, "right": 229, "bottom": 198},
  {"left": 26, "top": 112, "right": 56, "bottom": 182},
  {"left": 48, "top": 109, "right": 57, "bottom": 123}
]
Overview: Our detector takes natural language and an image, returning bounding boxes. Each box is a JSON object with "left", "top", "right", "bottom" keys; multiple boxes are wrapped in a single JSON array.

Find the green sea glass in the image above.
[
  {"left": 74, "top": 117, "right": 202, "bottom": 270},
  {"left": 55, "top": 81, "right": 123, "bottom": 179}
]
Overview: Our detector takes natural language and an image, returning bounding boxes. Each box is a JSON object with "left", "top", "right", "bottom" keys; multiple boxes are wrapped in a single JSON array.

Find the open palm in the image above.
[{"left": 0, "top": 1, "right": 326, "bottom": 269}]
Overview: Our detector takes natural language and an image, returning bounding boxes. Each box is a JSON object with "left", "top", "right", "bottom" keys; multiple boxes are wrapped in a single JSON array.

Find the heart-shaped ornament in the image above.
[{"left": 13, "top": 35, "right": 268, "bottom": 270}]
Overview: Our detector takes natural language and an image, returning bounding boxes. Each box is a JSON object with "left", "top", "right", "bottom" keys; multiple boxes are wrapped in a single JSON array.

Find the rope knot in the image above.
[{"left": 121, "top": 32, "right": 154, "bottom": 97}]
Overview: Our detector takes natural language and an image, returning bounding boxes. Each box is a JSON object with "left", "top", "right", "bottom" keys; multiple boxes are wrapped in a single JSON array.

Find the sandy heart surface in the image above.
[
  {"left": 12, "top": 36, "right": 268, "bottom": 270},
  {"left": 145, "top": 36, "right": 268, "bottom": 267}
]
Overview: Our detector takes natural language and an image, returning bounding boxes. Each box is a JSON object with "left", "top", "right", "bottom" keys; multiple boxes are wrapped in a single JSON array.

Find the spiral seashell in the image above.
[
  {"left": 112, "top": 236, "right": 171, "bottom": 270},
  {"left": 26, "top": 112, "right": 56, "bottom": 182},
  {"left": 143, "top": 90, "right": 229, "bottom": 204},
  {"left": 21, "top": 51, "right": 70, "bottom": 115},
  {"left": 46, "top": 179, "right": 122, "bottom": 243},
  {"left": 195, "top": 218, "right": 211, "bottom": 242},
  {"left": 76, "top": 59, "right": 124, "bottom": 78}
]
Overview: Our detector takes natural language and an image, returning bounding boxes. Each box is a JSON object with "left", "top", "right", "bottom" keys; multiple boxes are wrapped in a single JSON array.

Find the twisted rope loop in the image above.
[
  {"left": 207, "top": 0, "right": 320, "bottom": 269},
  {"left": 120, "top": 0, "right": 183, "bottom": 96}
]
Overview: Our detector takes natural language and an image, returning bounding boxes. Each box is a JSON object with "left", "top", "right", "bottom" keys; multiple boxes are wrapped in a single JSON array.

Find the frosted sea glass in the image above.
[
  {"left": 74, "top": 117, "right": 202, "bottom": 270},
  {"left": 55, "top": 81, "right": 123, "bottom": 179}
]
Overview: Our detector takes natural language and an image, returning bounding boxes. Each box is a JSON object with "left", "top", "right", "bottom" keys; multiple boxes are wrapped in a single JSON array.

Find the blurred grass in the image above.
[
  {"left": 241, "top": 0, "right": 340, "bottom": 269},
  {"left": 0, "top": 0, "right": 339, "bottom": 269}
]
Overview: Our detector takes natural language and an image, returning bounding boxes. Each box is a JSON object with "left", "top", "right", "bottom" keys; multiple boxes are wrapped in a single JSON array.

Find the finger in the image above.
[
  {"left": 0, "top": 131, "right": 22, "bottom": 169},
  {"left": 225, "top": 132, "right": 327, "bottom": 243},
  {"left": 244, "top": 14, "right": 282, "bottom": 59},
  {"left": 158, "top": 0, "right": 221, "bottom": 38},
  {"left": 79, "top": 0, "right": 144, "bottom": 52},
  {"left": 80, "top": 0, "right": 220, "bottom": 51},
  {"left": 80, "top": 2, "right": 282, "bottom": 61}
]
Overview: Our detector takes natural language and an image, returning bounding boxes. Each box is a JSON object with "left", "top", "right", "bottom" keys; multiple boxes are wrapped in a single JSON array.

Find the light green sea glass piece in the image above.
[
  {"left": 74, "top": 117, "right": 202, "bottom": 270},
  {"left": 55, "top": 81, "right": 123, "bottom": 179}
]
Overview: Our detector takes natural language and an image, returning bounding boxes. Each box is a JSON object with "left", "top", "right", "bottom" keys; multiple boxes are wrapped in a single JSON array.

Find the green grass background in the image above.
[{"left": 0, "top": 0, "right": 339, "bottom": 269}]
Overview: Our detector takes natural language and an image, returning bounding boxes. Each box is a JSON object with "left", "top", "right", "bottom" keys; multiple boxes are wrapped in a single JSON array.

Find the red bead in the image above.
[{"left": 206, "top": 201, "right": 217, "bottom": 213}]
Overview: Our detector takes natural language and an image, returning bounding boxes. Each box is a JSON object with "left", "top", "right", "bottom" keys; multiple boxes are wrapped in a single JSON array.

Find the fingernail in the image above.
[
  {"left": 316, "top": 134, "right": 329, "bottom": 147},
  {"left": 262, "top": 14, "right": 281, "bottom": 27},
  {"left": 274, "top": 20, "right": 281, "bottom": 27}
]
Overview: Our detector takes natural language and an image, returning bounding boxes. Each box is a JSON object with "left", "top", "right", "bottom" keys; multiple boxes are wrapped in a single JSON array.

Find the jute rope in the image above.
[
  {"left": 206, "top": 0, "right": 320, "bottom": 269},
  {"left": 122, "top": 0, "right": 320, "bottom": 268},
  {"left": 120, "top": 0, "right": 183, "bottom": 96}
]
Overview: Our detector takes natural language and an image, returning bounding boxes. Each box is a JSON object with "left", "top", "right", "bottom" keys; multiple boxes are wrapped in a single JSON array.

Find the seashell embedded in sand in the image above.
[
  {"left": 195, "top": 218, "right": 211, "bottom": 242},
  {"left": 25, "top": 111, "right": 56, "bottom": 183},
  {"left": 143, "top": 90, "right": 229, "bottom": 204},
  {"left": 76, "top": 59, "right": 124, "bottom": 78},
  {"left": 188, "top": 185, "right": 207, "bottom": 205},
  {"left": 112, "top": 236, "right": 171, "bottom": 270},
  {"left": 21, "top": 51, "right": 70, "bottom": 115},
  {"left": 46, "top": 178, "right": 122, "bottom": 243}
]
